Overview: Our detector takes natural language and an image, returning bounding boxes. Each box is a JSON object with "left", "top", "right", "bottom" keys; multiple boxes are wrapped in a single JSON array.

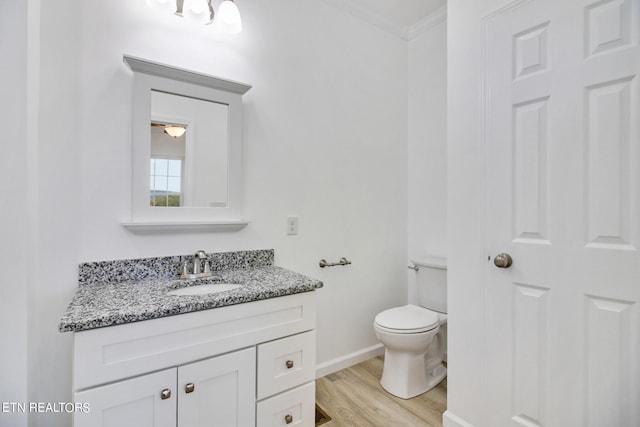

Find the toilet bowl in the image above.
[
  {"left": 374, "top": 256, "right": 448, "bottom": 399},
  {"left": 374, "top": 304, "right": 447, "bottom": 399}
]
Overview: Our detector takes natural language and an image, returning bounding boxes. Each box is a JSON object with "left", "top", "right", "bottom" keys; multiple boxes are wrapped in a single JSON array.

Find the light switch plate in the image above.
[{"left": 287, "top": 216, "right": 298, "bottom": 235}]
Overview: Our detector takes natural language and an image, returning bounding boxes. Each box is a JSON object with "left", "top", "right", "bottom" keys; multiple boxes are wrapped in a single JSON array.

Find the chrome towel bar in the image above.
[{"left": 319, "top": 257, "right": 352, "bottom": 268}]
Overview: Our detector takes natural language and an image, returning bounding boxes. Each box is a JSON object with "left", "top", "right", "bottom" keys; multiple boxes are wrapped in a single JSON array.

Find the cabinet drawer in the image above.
[
  {"left": 256, "top": 381, "right": 315, "bottom": 427},
  {"left": 257, "top": 331, "right": 315, "bottom": 399}
]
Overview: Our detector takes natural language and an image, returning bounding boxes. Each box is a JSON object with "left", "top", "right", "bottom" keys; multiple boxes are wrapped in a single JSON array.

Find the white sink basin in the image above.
[{"left": 167, "top": 283, "right": 242, "bottom": 296}]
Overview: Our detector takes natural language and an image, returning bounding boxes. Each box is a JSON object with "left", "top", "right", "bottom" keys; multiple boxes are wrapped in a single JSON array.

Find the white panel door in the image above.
[
  {"left": 74, "top": 368, "right": 176, "bottom": 427},
  {"left": 177, "top": 347, "right": 256, "bottom": 427},
  {"left": 485, "top": 0, "right": 640, "bottom": 426}
]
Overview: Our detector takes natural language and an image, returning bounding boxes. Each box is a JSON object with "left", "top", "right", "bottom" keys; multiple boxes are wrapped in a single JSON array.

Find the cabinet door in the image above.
[
  {"left": 74, "top": 368, "right": 176, "bottom": 427},
  {"left": 178, "top": 347, "right": 256, "bottom": 427}
]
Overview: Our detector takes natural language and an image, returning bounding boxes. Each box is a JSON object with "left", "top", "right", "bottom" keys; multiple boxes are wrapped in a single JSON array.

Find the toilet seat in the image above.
[{"left": 374, "top": 304, "right": 439, "bottom": 334}]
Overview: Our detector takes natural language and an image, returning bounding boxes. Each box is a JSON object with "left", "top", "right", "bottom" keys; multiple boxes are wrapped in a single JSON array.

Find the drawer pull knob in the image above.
[
  {"left": 160, "top": 388, "right": 171, "bottom": 400},
  {"left": 185, "top": 383, "right": 195, "bottom": 394},
  {"left": 285, "top": 414, "right": 293, "bottom": 424},
  {"left": 286, "top": 360, "right": 294, "bottom": 369}
]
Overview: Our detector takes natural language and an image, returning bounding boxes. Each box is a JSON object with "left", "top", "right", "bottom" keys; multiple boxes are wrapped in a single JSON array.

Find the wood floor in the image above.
[{"left": 316, "top": 356, "right": 447, "bottom": 427}]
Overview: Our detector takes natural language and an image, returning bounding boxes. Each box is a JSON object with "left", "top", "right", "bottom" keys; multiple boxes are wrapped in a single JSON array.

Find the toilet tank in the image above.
[{"left": 413, "top": 256, "right": 447, "bottom": 314}]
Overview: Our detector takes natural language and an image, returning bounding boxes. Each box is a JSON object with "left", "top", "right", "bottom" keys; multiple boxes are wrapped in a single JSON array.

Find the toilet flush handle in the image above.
[{"left": 493, "top": 253, "right": 513, "bottom": 268}]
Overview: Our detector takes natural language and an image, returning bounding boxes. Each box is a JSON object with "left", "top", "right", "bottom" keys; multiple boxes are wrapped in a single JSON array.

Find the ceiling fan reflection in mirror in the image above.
[{"left": 151, "top": 122, "right": 187, "bottom": 138}]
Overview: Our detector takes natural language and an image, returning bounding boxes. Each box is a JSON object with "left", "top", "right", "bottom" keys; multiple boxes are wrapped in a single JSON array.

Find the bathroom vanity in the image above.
[{"left": 59, "top": 249, "right": 322, "bottom": 427}]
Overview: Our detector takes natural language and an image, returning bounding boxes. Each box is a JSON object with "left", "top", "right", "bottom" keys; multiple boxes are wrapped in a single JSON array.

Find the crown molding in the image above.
[
  {"left": 321, "top": 0, "right": 447, "bottom": 41},
  {"left": 321, "top": 0, "right": 407, "bottom": 39},
  {"left": 405, "top": 5, "right": 447, "bottom": 40}
]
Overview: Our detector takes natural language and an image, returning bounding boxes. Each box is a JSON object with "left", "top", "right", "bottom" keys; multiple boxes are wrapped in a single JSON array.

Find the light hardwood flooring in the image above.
[{"left": 316, "top": 356, "right": 447, "bottom": 427}]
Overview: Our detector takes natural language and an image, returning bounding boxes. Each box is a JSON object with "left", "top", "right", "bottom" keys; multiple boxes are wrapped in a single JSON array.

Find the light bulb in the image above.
[
  {"left": 182, "top": 0, "right": 213, "bottom": 24},
  {"left": 216, "top": 0, "right": 242, "bottom": 34}
]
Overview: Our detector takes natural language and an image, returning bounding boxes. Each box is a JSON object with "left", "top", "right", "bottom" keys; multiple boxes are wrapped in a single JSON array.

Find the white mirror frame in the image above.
[{"left": 122, "top": 55, "right": 251, "bottom": 232}]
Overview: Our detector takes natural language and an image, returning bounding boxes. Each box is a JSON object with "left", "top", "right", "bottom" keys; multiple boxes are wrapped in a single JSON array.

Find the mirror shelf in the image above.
[
  {"left": 121, "top": 220, "right": 249, "bottom": 234},
  {"left": 122, "top": 55, "right": 251, "bottom": 231},
  {"left": 123, "top": 55, "right": 251, "bottom": 95}
]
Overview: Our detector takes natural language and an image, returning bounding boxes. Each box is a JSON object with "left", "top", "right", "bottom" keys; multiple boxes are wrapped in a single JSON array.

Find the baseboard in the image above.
[
  {"left": 315, "top": 343, "right": 384, "bottom": 378},
  {"left": 443, "top": 411, "right": 475, "bottom": 427}
]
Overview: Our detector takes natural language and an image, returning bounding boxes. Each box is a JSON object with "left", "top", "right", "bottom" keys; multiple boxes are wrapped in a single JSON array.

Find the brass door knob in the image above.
[
  {"left": 185, "top": 383, "right": 195, "bottom": 394},
  {"left": 285, "top": 414, "right": 293, "bottom": 424},
  {"left": 494, "top": 253, "right": 513, "bottom": 268},
  {"left": 286, "top": 360, "right": 294, "bottom": 369}
]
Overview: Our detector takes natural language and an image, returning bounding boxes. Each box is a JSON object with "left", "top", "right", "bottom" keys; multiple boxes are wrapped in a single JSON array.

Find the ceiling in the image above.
[
  {"left": 321, "top": 0, "right": 447, "bottom": 39},
  {"left": 351, "top": 0, "right": 446, "bottom": 28}
]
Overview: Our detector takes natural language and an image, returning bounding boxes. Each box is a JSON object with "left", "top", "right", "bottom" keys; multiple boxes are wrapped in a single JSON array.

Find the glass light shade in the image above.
[
  {"left": 164, "top": 125, "right": 187, "bottom": 138},
  {"left": 216, "top": 0, "right": 242, "bottom": 34},
  {"left": 182, "top": 0, "right": 213, "bottom": 24},
  {"left": 146, "top": 0, "right": 175, "bottom": 14}
]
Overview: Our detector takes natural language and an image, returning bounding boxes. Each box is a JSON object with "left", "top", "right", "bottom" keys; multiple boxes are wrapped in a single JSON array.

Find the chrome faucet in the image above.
[{"left": 181, "top": 250, "right": 213, "bottom": 280}]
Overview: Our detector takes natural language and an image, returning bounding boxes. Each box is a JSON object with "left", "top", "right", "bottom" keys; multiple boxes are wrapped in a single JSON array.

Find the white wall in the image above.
[
  {"left": 13, "top": 1, "right": 410, "bottom": 425},
  {"left": 1, "top": 2, "right": 33, "bottom": 427},
  {"left": 407, "top": 20, "right": 448, "bottom": 303}
]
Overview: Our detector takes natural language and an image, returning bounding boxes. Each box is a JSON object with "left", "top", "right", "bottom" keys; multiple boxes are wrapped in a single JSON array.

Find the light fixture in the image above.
[
  {"left": 181, "top": 0, "right": 214, "bottom": 25},
  {"left": 163, "top": 125, "right": 187, "bottom": 138},
  {"left": 216, "top": 0, "right": 242, "bottom": 34},
  {"left": 147, "top": 0, "right": 242, "bottom": 33}
]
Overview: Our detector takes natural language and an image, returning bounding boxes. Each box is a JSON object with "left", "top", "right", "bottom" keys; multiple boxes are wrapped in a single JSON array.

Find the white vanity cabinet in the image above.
[
  {"left": 74, "top": 348, "right": 255, "bottom": 427},
  {"left": 71, "top": 292, "right": 316, "bottom": 427}
]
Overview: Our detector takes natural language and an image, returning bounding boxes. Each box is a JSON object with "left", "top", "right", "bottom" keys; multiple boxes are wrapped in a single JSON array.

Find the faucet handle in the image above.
[
  {"left": 180, "top": 262, "right": 196, "bottom": 280},
  {"left": 203, "top": 260, "right": 211, "bottom": 274},
  {"left": 181, "top": 262, "right": 189, "bottom": 277}
]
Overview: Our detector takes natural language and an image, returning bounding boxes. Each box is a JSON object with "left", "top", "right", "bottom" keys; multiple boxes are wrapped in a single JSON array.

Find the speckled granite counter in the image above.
[{"left": 59, "top": 249, "right": 323, "bottom": 333}]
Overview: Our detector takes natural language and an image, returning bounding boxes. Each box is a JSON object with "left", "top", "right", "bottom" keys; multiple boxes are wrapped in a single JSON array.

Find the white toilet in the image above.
[{"left": 374, "top": 256, "right": 447, "bottom": 399}]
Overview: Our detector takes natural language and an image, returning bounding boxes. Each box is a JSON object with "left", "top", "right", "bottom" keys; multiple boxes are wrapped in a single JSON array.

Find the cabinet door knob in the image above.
[
  {"left": 185, "top": 383, "right": 195, "bottom": 394},
  {"left": 284, "top": 414, "right": 293, "bottom": 424},
  {"left": 160, "top": 388, "right": 171, "bottom": 400},
  {"left": 285, "top": 360, "right": 294, "bottom": 369}
]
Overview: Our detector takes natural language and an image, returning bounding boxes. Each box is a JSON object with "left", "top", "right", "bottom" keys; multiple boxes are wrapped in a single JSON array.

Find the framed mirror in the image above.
[{"left": 122, "top": 55, "right": 251, "bottom": 231}]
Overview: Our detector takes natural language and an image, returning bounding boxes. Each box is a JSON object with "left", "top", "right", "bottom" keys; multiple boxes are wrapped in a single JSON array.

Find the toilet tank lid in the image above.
[{"left": 411, "top": 256, "right": 447, "bottom": 270}]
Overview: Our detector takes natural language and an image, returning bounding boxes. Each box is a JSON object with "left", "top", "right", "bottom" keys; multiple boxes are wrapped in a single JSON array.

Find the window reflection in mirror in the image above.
[
  {"left": 150, "top": 153, "right": 184, "bottom": 207},
  {"left": 150, "top": 122, "right": 185, "bottom": 207},
  {"left": 150, "top": 90, "right": 229, "bottom": 208}
]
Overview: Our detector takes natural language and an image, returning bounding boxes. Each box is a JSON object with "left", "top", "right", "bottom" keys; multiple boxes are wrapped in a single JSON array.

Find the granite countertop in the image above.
[{"left": 59, "top": 265, "right": 323, "bottom": 333}]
